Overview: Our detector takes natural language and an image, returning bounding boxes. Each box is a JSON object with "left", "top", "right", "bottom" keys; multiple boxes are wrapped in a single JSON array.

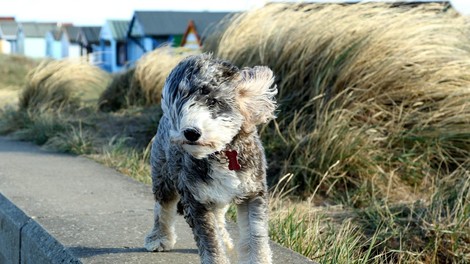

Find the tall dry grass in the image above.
[
  {"left": 0, "top": 54, "right": 37, "bottom": 90},
  {"left": 98, "top": 46, "right": 199, "bottom": 111},
  {"left": 20, "top": 59, "right": 110, "bottom": 112},
  {"left": 203, "top": 3, "right": 470, "bottom": 262},
  {"left": 98, "top": 68, "right": 137, "bottom": 112},
  {"left": 131, "top": 45, "right": 199, "bottom": 105},
  {"left": 268, "top": 170, "right": 470, "bottom": 263},
  {"left": 204, "top": 2, "right": 470, "bottom": 201},
  {"left": 0, "top": 54, "right": 38, "bottom": 107}
]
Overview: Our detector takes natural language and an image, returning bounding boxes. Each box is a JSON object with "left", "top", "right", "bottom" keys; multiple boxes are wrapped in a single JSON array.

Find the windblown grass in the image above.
[
  {"left": 91, "top": 136, "right": 153, "bottom": 184},
  {"left": 204, "top": 2, "right": 470, "bottom": 200},
  {"left": 131, "top": 46, "right": 199, "bottom": 105},
  {"left": 20, "top": 59, "right": 110, "bottom": 112},
  {"left": 0, "top": 54, "right": 37, "bottom": 91},
  {"left": 268, "top": 170, "right": 470, "bottom": 263},
  {"left": 0, "top": 107, "right": 68, "bottom": 144},
  {"left": 202, "top": 2, "right": 470, "bottom": 262},
  {"left": 45, "top": 121, "right": 97, "bottom": 155},
  {"left": 98, "top": 68, "right": 136, "bottom": 112},
  {"left": 2, "top": 58, "right": 110, "bottom": 146},
  {"left": 0, "top": 54, "right": 38, "bottom": 107},
  {"left": 98, "top": 46, "right": 199, "bottom": 111}
]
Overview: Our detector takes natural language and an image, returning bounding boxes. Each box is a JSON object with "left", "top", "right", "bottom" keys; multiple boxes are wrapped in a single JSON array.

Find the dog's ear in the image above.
[{"left": 236, "top": 66, "right": 277, "bottom": 131}]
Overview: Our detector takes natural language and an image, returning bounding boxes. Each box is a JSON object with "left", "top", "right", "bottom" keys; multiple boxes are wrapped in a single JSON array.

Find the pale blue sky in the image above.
[
  {"left": 0, "top": 0, "right": 266, "bottom": 25},
  {"left": 449, "top": 0, "right": 470, "bottom": 15},
  {"left": 0, "top": 0, "right": 469, "bottom": 26}
]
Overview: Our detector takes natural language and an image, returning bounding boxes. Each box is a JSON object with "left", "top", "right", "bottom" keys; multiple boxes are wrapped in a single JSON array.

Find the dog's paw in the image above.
[
  {"left": 144, "top": 237, "right": 174, "bottom": 252},
  {"left": 144, "top": 230, "right": 175, "bottom": 252}
]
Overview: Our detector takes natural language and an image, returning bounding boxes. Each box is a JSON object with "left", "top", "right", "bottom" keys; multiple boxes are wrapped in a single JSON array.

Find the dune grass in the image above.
[
  {"left": 202, "top": 2, "right": 470, "bottom": 262},
  {"left": 20, "top": 59, "right": 110, "bottom": 112},
  {"left": 98, "top": 46, "right": 198, "bottom": 111},
  {"left": 98, "top": 68, "right": 137, "bottom": 112},
  {"left": 0, "top": 54, "right": 37, "bottom": 90},
  {"left": 204, "top": 2, "right": 470, "bottom": 200},
  {"left": 131, "top": 46, "right": 199, "bottom": 106},
  {"left": 267, "top": 169, "right": 470, "bottom": 263},
  {"left": 0, "top": 58, "right": 110, "bottom": 146},
  {"left": 0, "top": 54, "right": 38, "bottom": 107}
]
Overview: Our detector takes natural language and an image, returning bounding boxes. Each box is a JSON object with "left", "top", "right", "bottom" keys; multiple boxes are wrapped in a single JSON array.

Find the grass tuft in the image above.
[
  {"left": 45, "top": 121, "right": 97, "bottom": 155},
  {"left": 8, "top": 110, "right": 67, "bottom": 145},
  {"left": 98, "top": 68, "right": 136, "bottom": 112},
  {"left": 20, "top": 59, "right": 110, "bottom": 112},
  {"left": 131, "top": 45, "right": 199, "bottom": 106},
  {"left": 91, "top": 137, "right": 153, "bottom": 184},
  {"left": 98, "top": 46, "right": 199, "bottom": 111},
  {"left": 0, "top": 54, "right": 38, "bottom": 90},
  {"left": 205, "top": 2, "right": 470, "bottom": 204}
]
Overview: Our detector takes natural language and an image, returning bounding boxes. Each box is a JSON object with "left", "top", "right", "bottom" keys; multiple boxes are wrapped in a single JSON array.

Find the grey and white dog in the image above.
[{"left": 144, "top": 54, "right": 277, "bottom": 264}]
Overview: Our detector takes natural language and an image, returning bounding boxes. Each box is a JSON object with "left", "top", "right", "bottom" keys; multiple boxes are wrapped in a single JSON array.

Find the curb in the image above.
[{"left": 0, "top": 194, "right": 80, "bottom": 264}]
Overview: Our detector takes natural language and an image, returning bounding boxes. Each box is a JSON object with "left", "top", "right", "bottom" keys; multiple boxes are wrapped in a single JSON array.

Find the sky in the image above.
[
  {"left": 0, "top": 0, "right": 469, "bottom": 26},
  {"left": 449, "top": 0, "right": 470, "bottom": 15},
  {"left": 0, "top": 0, "right": 266, "bottom": 25}
]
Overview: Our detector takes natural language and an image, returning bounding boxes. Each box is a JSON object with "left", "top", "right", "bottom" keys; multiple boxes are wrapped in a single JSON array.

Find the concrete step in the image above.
[{"left": 0, "top": 137, "right": 315, "bottom": 264}]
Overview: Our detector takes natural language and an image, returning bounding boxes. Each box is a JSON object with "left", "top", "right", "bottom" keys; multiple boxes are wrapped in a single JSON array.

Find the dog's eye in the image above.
[
  {"left": 200, "top": 86, "right": 211, "bottom": 95},
  {"left": 208, "top": 98, "right": 218, "bottom": 107}
]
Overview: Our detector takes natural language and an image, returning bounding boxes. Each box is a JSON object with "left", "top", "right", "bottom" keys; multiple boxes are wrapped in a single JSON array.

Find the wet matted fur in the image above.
[{"left": 144, "top": 54, "right": 277, "bottom": 264}]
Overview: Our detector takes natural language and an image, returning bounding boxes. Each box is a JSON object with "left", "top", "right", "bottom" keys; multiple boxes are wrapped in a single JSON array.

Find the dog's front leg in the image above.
[
  {"left": 145, "top": 196, "right": 179, "bottom": 252},
  {"left": 237, "top": 195, "right": 272, "bottom": 264},
  {"left": 215, "top": 204, "right": 234, "bottom": 252},
  {"left": 184, "top": 197, "right": 230, "bottom": 264}
]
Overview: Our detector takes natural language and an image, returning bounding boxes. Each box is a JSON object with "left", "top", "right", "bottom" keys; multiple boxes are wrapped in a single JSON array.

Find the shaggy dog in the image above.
[{"left": 144, "top": 54, "right": 277, "bottom": 264}]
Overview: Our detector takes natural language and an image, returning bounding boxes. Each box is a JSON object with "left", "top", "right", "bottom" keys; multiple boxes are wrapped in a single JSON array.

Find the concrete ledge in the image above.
[
  {"left": 0, "top": 194, "right": 80, "bottom": 264},
  {"left": 21, "top": 220, "right": 80, "bottom": 264},
  {"left": 0, "top": 194, "right": 29, "bottom": 264},
  {"left": 0, "top": 137, "right": 315, "bottom": 264}
]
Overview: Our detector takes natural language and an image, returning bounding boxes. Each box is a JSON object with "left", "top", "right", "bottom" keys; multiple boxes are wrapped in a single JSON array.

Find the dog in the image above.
[{"left": 144, "top": 54, "right": 277, "bottom": 264}]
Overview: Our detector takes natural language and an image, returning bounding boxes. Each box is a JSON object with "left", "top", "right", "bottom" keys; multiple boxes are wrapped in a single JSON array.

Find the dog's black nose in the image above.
[{"left": 183, "top": 128, "right": 201, "bottom": 142}]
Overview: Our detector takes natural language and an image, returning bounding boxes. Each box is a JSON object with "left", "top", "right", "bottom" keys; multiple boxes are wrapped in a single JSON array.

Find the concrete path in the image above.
[{"left": 0, "top": 137, "right": 314, "bottom": 264}]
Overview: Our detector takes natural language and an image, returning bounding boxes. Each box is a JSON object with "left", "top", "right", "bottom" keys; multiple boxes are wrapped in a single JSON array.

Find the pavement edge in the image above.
[{"left": 0, "top": 193, "right": 80, "bottom": 264}]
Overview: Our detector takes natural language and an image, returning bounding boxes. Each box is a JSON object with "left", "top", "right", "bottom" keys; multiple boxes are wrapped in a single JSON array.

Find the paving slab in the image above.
[{"left": 0, "top": 137, "right": 315, "bottom": 264}]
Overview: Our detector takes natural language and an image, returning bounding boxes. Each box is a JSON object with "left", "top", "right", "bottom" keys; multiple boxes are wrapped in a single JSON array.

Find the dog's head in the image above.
[{"left": 162, "top": 54, "right": 277, "bottom": 159}]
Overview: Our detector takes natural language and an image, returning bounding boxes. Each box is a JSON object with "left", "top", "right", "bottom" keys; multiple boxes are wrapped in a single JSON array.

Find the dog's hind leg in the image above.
[
  {"left": 237, "top": 195, "right": 272, "bottom": 264},
  {"left": 183, "top": 194, "right": 230, "bottom": 264}
]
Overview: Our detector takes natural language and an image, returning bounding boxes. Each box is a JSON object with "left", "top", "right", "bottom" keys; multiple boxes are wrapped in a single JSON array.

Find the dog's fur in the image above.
[{"left": 144, "top": 54, "right": 277, "bottom": 264}]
